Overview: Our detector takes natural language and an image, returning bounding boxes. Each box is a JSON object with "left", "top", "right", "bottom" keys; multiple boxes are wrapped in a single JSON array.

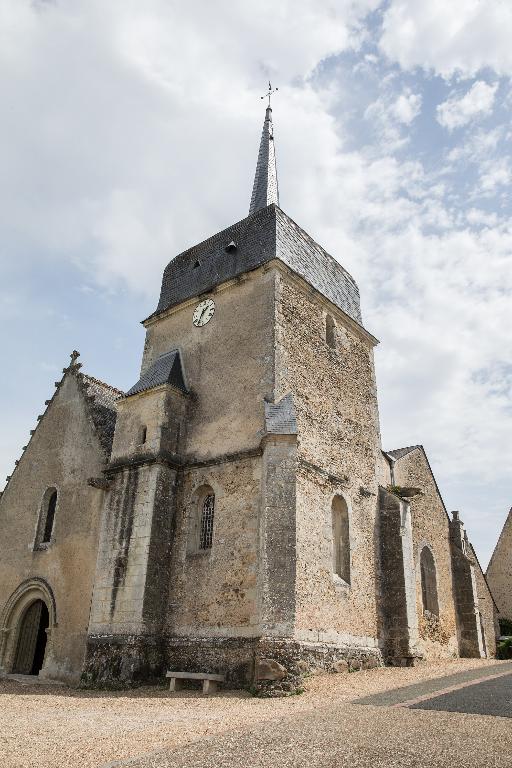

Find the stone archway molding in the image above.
[{"left": 0, "top": 577, "right": 57, "bottom": 675}]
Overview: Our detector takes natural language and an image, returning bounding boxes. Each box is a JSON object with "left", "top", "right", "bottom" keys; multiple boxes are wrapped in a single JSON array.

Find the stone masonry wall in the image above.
[
  {"left": 143, "top": 269, "right": 286, "bottom": 642},
  {"left": 110, "top": 386, "right": 189, "bottom": 464},
  {"left": 486, "top": 508, "right": 512, "bottom": 623},
  {"left": 449, "top": 515, "right": 484, "bottom": 657},
  {"left": 378, "top": 488, "right": 420, "bottom": 663},
  {"left": 84, "top": 267, "right": 278, "bottom": 685},
  {"left": 260, "top": 435, "right": 297, "bottom": 637},
  {"left": 0, "top": 373, "right": 106, "bottom": 683},
  {"left": 166, "top": 456, "right": 261, "bottom": 639},
  {"left": 470, "top": 544, "right": 498, "bottom": 657},
  {"left": 140, "top": 268, "right": 276, "bottom": 462},
  {"left": 274, "top": 271, "right": 382, "bottom": 650},
  {"left": 88, "top": 462, "right": 177, "bottom": 638},
  {"left": 393, "top": 449, "right": 458, "bottom": 657}
]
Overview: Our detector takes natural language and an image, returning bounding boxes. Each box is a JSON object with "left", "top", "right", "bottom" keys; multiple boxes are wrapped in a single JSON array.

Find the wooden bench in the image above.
[{"left": 166, "top": 671, "right": 225, "bottom": 694}]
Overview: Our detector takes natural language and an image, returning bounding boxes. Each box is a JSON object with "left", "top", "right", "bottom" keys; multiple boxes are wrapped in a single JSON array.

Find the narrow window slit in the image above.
[
  {"left": 325, "top": 314, "right": 336, "bottom": 348},
  {"left": 41, "top": 490, "right": 57, "bottom": 545},
  {"left": 332, "top": 495, "right": 350, "bottom": 584}
]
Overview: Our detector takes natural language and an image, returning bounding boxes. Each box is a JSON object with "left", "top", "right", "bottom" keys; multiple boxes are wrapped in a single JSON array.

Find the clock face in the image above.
[{"left": 192, "top": 299, "right": 215, "bottom": 327}]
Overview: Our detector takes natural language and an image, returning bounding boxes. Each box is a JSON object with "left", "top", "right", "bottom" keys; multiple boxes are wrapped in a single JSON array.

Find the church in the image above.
[{"left": 0, "top": 104, "right": 499, "bottom": 688}]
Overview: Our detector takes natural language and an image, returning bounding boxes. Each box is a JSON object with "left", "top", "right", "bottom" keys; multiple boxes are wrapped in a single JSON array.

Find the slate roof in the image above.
[
  {"left": 249, "top": 106, "right": 279, "bottom": 215},
  {"left": 82, "top": 374, "right": 123, "bottom": 455},
  {"left": 386, "top": 445, "right": 422, "bottom": 461},
  {"left": 151, "top": 204, "right": 363, "bottom": 327},
  {"left": 126, "top": 349, "right": 187, "bottom": 397},
  {"left": 265, "top": 393, "right": 297, "bottom": 435}
]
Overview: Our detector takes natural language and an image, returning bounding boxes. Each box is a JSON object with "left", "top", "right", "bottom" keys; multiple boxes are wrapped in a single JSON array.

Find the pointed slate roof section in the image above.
[
  {"left": 265, "top": 393, "right": 297, "bottom": 435},
  {"left": 249, "top": 106, "right": 279, "bottom": 215},
  {"left": 126, "top": 349, "right": 187, "bottom": 397},
  {"left": 386, "top": 445, "right": 422, "bottom": 461},
  {"left": 152, "top": 205, "right": 365, "bottom": 329}
]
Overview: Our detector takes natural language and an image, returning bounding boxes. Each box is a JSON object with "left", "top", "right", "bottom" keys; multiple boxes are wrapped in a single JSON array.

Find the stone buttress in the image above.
[
  {"left": 83, "top": 351, "right": 190, "bottom": 684},
  {"left": 449, "top": 511, "right": 486, "bottom": 658},
  {"left": 378, "top": 488, "right": 420, "bottom": 664}
]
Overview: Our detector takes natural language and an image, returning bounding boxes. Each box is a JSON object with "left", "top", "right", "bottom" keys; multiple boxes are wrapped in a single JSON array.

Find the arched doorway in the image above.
[{"left": 13, "top": 600, "right": 49, "bottom": 675}]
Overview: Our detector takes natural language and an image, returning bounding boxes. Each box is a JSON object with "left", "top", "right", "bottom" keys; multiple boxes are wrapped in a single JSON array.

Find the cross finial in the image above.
[{"left": 261, "top": 80, "right": 278, "bottom": 108}]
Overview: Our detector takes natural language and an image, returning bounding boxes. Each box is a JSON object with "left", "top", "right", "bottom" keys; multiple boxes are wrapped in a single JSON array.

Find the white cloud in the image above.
[
  {"left": 479, "top": 161, "right": 511, "bottom": 193},
  {"left": 465, "top": 208, "right": 498, "bottom": 227},
  {"left": 437, "top": 81, "right": 498, "bottom": 131},
  {"left": 364, "top": 88, "right": 422, "bottom": 150},
  {"left": 392, "top": 90, "right": 422, "bottom": 124},
  {"left": 446, "top": 126, "right": 503, "bottom": 165},
  {"left": 0, "top": 0, "right": 381, "bottom": 294},
  {"left": 380, "top": 0, "right": 512, "bottom": 78}
]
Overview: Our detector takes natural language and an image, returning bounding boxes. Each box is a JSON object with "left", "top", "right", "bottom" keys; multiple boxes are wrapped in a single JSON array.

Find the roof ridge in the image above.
[
  {"left": 82, "top": 373, "right": 124, "bottom": 397},
  {"left": 386, "top": 444, "right": 422, "bottom": 458}
]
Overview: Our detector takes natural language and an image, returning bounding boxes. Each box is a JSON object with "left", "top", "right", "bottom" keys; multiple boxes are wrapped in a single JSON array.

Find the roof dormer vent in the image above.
[{"left": 225, "top": 241, "right": 237, "bottom": 253}]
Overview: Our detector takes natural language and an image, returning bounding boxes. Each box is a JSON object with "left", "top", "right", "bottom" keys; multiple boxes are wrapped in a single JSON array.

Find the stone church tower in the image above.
[
  {"left": 0, "top": 106, "right": 499, "bottom": 688},
  {"left": 83, "top": 104, "right": 384, "bottom": 684}
]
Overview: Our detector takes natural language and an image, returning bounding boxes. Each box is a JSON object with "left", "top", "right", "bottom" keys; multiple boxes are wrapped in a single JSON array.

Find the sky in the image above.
[{"left": 1, "top": 0, "right": 511, "bottom": 568}]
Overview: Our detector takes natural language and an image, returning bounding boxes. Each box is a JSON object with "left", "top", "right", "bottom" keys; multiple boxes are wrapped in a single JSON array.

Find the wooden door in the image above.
[{"left": 13, "top": 601, "right": 43, "bottom": 674}]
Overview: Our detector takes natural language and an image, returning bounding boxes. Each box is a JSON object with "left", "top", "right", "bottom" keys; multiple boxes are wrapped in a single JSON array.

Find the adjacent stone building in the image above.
[
  {"left": 0, "top": 363, "right": 121, "bottom": 683},
  {"left": 0, "top": 106, "right": 500, "bottom": 687},
  {"left": 486, "top": 509, "right": 512, "bottom": 625}
]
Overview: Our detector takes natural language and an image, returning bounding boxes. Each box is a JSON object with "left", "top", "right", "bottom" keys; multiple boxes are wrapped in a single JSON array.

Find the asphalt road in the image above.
[{"left": 410, "top": 671, "right": 512, "bottom": 717}]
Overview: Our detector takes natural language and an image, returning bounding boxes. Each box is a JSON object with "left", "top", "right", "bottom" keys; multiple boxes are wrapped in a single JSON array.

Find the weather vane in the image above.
[{"left": 261, "top": 81, "right": 278, "bottom": 107}]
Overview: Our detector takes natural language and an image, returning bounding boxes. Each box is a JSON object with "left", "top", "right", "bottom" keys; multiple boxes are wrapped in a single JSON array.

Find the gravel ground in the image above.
[{"left": 0, "top": 659, "right": 509, "bottom": 768}]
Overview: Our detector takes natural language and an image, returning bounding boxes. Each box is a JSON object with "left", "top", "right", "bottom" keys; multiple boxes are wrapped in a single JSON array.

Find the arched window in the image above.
[
  {"left": 420, "top": 546, "right": 439, "bottom": 617},
  {"left": 332, "top": 496, "right": 350, "bottom": 584},
  {"left": 199, "top": 492, "right": 215, "bottom": 549},
  {"left": 35, "top": 489, "right": 57, "bottom": 549},
  {"left": 325, "top": 314, "right": 336, "bottom": 348}
]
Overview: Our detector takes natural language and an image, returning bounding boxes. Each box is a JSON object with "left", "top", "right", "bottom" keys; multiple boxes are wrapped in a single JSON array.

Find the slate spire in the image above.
[{"left": 249, "top": 105, "right": 279, "bottom": 215}]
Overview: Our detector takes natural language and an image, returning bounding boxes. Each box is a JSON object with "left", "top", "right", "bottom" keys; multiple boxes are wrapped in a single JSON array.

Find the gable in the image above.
[
  {"left": 387, "top": 445, "right": 450, "bottom": 520},
  {"left": 1, "top": 365, "right": 121, "bottom": 503}
]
